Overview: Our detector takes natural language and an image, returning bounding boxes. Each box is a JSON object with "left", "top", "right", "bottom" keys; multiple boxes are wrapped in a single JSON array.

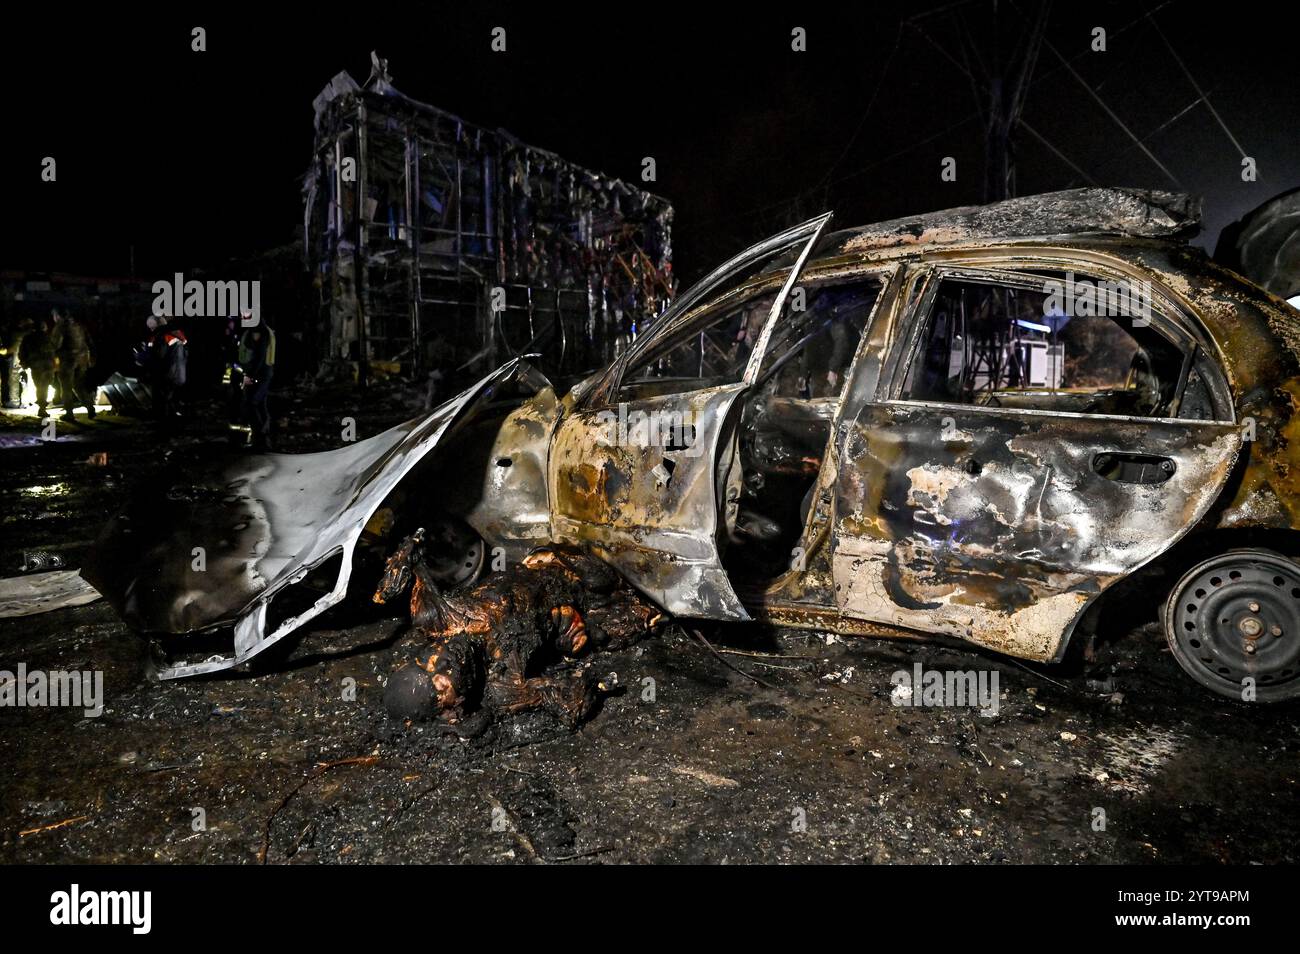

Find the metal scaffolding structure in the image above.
[{"left": 303, "top": 54, "right": 675, "bottom": 388}]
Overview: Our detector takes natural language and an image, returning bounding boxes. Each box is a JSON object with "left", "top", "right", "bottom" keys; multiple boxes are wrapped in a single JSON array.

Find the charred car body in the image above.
[{"left": 84, "top": 188, "right": 1300, "bottom": 703}]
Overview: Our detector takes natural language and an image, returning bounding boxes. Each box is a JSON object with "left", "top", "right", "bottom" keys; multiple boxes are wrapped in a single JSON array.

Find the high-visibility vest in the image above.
[{"left": 239, "top": 327, "right": 276, "bottom": 369}]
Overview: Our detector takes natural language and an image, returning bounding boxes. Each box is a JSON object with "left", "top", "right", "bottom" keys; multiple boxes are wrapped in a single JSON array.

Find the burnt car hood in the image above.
[{"left": 82, "top": 359, "right": 551, "bottom": 679}]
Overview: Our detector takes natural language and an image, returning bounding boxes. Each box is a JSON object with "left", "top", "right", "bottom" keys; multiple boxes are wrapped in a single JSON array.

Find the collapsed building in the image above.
[{"left": 303, "top": 54, "right": 675, "bottom": 389}]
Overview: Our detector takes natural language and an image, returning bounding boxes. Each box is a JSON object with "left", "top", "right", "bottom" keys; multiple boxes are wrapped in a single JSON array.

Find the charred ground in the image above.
[{"left": 1, "top": 396, "right": 1298, "bottom": 864}]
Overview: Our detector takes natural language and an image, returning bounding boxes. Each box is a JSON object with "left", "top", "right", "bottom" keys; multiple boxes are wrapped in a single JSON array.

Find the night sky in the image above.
[{"left": 3, "top": 1, "right": 1294, "bottom": 283}]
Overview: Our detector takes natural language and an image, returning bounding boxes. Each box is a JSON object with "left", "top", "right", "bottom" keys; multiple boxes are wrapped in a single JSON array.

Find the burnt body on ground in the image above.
[{"left": 2, "top": 589, "right": 1298, "bottom": 864}]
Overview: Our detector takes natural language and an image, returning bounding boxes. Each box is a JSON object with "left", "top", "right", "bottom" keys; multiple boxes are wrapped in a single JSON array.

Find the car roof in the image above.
[{"left": 820, "top": 187, "right": 1201, "bottom": 259}]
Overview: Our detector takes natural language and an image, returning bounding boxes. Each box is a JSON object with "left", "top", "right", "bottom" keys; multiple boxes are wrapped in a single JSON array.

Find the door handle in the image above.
[{"left": 1092, "top": 452, "right": 1176, "bottom": 484}]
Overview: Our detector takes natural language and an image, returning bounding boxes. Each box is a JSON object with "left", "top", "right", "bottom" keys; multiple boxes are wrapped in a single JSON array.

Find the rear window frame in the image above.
[{"left": 884, "top": 262, "right": 1233, "bottom": 425}]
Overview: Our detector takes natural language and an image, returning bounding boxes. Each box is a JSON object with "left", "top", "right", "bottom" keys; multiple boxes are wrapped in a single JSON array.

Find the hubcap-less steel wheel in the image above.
[
  {"left": 1165, "top": 548, "right": 1300, "bottom": 702},
  {"left": 422, "top": 515, "right": 486, "bottom": 590}
]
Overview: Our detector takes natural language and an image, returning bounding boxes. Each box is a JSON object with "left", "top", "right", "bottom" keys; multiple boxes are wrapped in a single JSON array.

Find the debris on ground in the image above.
[{"left": 0, "top": 569, "right": 101, "bottom": 618}]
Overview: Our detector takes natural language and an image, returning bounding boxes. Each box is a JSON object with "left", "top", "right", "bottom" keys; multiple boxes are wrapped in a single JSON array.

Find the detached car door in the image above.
[
  {"left": 830, "top": 261, "right": 1244, "bottom": 661},
  {"left": 550, "top": 214, "right": 831, "bottom": 618}
]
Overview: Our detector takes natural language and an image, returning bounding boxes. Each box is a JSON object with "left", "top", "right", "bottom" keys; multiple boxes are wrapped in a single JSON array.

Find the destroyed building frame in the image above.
[{"left": 303, "top": 55, "right": 675, "bottom": 386}]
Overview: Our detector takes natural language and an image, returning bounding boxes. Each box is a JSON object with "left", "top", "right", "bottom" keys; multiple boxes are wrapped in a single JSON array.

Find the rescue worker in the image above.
[
  {"left": 238, "top": 317, "right": 275, "bottom": 451},
  {"left": 52, "top": 306, "right": 96, "bottom": 420},
  {"left": 143, "top": 316, "right": 188, "bottom": 429},
  {"left": 221, "top": 316, "right": 244, "bottom": 426},
  {"left": 0, "top": 315, "right": 30, "bottom": 409},
  {"left": 19, "top": 316, "right": 57, "bottom": 419}
]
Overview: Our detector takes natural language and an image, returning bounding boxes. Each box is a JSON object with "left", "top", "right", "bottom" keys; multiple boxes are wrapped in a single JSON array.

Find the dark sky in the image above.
[{"left": 3, "top": 1, "right": 1294, "bottom": 283}]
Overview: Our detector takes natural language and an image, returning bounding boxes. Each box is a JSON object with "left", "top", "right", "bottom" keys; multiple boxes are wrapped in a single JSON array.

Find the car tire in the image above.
[{"left": 1164, "top": 547, "right": 1300, "bottom": 703}]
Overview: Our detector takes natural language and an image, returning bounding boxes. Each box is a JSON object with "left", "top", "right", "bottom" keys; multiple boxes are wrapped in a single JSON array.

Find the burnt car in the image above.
[{"left": 84, "top": 188, "right": 1300, "bottom": 702}]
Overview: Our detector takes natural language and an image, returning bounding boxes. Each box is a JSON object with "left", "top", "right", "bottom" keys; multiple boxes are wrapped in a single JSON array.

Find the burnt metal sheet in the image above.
[
  {"left": 82, "top": 359, "right": 550, "bottom": 678},
  {"left": 831, "top": 402, "right": 1242, "bottom": 661},
  {"left": 95, "top": 372, "right": 152, "bottom": 412},
  {"left": 548, "top": 214, "right": 831, "bottom": 618},
  {"left": 832, "top": 187, "right": 1200, "bottom": 256},
  {"left": 439, "top": 384, "right": 560, "bottom": 560},
  {"left": 550, "top": 384, "right": 750, "bottom": 619},
  {"left": 0, "top": 570, "right": 101, "bottom": 618},
  {"left": 1117, "top": 243, "right": 1300, "bottom": 532}
]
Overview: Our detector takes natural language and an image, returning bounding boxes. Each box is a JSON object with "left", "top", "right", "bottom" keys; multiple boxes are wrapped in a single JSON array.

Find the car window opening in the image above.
[
  {"left": 724, "top": 276, "right": 884, "bottom": 584},
  {"left": 901, "top": 274, "right": 1187, "bottom": 419}
]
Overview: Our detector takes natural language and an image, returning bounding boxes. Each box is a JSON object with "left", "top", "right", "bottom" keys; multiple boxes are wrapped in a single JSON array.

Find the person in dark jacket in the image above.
[
  {"left": 19, "top": 317, "right": 57, "bottom": 418},
  {"left": 0, "top": 315, "right": 30, "bottom": 409},
  {"left": 52, "top": 306, "right": 96, "bottom": 420},
  {"left": 142, "top": 316, "right": 188, "bottom": 429},
  {"left": 221, "top": 316, "right": 245, "bottom": 426},
  {"left": 238, "top": 320, "right": 275, "bottom": 451}
]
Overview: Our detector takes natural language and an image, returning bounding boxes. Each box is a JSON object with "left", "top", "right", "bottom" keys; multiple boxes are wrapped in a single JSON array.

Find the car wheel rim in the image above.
[
  {"left": 1167, "top": 549, "right": 1300, "bottom": 701},
  {"left": 421, "top": 516, "right": 486, "bottom": 590}
]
